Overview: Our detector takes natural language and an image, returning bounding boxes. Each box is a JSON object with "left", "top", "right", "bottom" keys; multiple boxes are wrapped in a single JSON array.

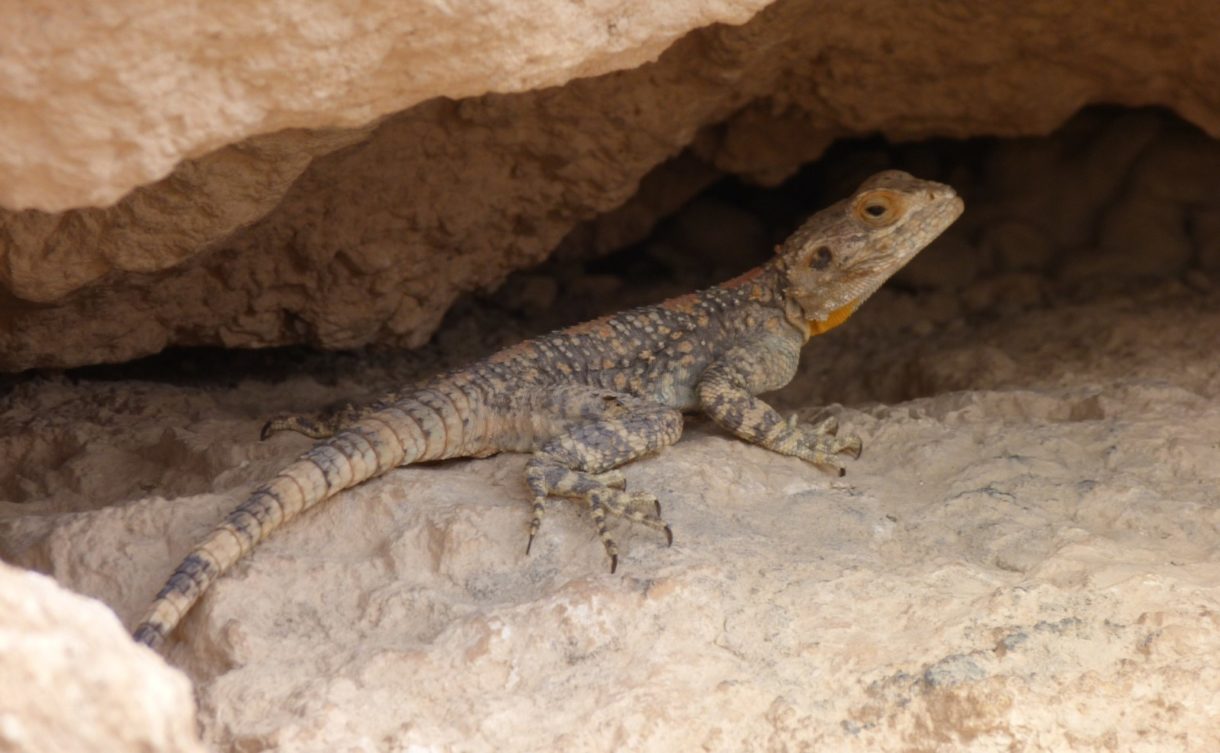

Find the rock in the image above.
[
  {"left": 3, "top": 5, "right": 1220, "bottom": 748},
  {"left": 978, "top": 109, "right": 1167, "bottom": 255},
  {"left": 1197, "top": 208, "right": 1220, "bottom": 272},
  {"left": 1066, "top": 118, "right": 1220, "bottom": 280},
  {"left": 895, "top": 233, "right": 983, "bottom": 291},
  {"left": 3, "top": 229, "right": 1220, "bottom": 750},
  {"left": 0, "top": 562, "right": 205, "bottom": 753},
  {"left": 980, "top": 219, "right": 1057, "bottom": 273},
  {"left": 0, "top": 0, "right": 768, "bottom": 212},
  {"left": 3, "top": 2, "right": 1220, "bottom": 369}
]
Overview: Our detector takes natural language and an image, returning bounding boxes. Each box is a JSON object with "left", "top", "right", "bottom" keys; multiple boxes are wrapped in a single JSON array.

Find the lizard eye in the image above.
[
  {"left": 854, "top": 190, "right": 901, "bottom": 226},
  {"left": 809, "top": 246, "right": 833, "bottom": 270}
]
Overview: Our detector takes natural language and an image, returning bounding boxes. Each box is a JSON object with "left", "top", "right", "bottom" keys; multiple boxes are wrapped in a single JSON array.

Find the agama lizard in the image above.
[{"left": 133, "top": 170, "right": 963, "bottom": 649}]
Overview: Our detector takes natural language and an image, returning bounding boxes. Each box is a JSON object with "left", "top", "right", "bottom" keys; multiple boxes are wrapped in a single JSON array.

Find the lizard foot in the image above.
[
  {"left": 261, "top": 414, "right": 333, "bottom": 440},
  {"left": 781, "top": 414, "right": 863, "bottom": 474},
  {"left": 260, "top": 402, "right": 362, "bottom": 440},
  {"left": 789, "top": 413, "right": 839, "bottom": 437},
  {"left": 592, "top": 487, "right": 670, "bottom": 541},
  {"left": 787, "top": 431, "right": 863, "bottom": 476},
  {"left": 833, "top": 434, "right": 863, "bottom": 460},
  {"left": 523, "top": 467, "right": 671, "bottom": 570},
  {"left": 587, "top": 469, "right": 628, "bottom": 489},
  {"left": 583, "top": 486, "right": 672, "bottom": 573}
]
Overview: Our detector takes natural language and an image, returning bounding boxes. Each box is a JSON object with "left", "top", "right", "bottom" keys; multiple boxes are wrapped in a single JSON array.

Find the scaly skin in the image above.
[{"left": 132, "top": 170, "right": 963, "bottom": 650}]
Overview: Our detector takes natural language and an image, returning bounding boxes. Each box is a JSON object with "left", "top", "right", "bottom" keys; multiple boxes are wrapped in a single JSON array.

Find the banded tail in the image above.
[{"left": 133, "top": 389, "right": 479, "bottom": 649}]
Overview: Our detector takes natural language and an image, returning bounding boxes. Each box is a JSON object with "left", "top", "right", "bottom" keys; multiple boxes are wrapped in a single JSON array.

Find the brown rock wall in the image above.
[{"left": 1, "top": 1, "right": 1218, "bottom": 370}]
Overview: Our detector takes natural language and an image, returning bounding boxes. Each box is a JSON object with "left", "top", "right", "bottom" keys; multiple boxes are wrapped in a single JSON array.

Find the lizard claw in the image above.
[
  {"left": 837, "top": 435, "right": 863, "bottom": 460},
  {"left": 663, "top": 524, "right": 673, "bottom": 547},
  {"left": 609, "top": 553, "right": 618, "bottom": 574},
  {"left": 525, "top": 533, "right": 536, "bottom": 555},
  {"left": 813, "top": 462, "right": 845, "bottom": 477},
  {"left": 785, "top": 414, "right": 862, "bottom": 471}
]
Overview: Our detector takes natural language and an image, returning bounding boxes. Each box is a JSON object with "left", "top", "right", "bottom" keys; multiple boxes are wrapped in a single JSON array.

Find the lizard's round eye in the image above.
[
  {"left": 809, "top": 246, "right": 833, "bottom": 270},
  {"left": 854, "top": 190, "right": 901, "bottom": 226}
]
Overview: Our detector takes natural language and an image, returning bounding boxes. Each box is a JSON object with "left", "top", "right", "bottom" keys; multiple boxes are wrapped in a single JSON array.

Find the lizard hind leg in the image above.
[{"left": 523, "top": 400, "right": 682, "bottom": 572}]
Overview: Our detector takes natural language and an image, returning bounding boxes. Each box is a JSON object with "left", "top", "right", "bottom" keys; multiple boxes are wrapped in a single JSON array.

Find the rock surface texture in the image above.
[
  {"left": 3, "top": 110, "right": 1220, "bottom": 751},
  {"left": 2, "top": 1, "right": 1220, "bottom": 369},
  {"left": 0, "top": 562, "right": 206, "bottom": 753}
]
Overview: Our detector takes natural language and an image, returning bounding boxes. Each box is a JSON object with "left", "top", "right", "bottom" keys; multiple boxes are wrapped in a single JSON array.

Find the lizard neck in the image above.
[
  {"left": 704, "top": 261, "right": 819, "bottom": 342},
  {"left": 771, "top": 256, "right": 863, "bottom": 343},
  {"left": 706, "top": 262, "right": 794, "bottom": 318}
]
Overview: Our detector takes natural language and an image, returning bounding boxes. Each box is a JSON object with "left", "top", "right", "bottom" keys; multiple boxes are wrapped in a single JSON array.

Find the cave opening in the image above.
[{"left": 2, "top": 103, "right": 1219, "bottom": 753}]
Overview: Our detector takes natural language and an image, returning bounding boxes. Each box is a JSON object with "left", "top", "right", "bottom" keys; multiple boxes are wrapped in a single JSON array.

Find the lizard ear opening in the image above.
[{"left": 808, "top": 246, "right": 833, "bottom": 270}]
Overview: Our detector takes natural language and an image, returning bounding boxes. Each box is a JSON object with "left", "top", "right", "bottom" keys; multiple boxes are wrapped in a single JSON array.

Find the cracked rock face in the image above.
[{"left": 2, "top": 0, "right": 1219, "bottom": 370}]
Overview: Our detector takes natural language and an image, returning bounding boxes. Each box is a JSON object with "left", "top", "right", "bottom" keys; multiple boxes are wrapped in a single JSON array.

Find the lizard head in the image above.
[{"left": 776, "top": 170, "right": 964, "bottom": 338}]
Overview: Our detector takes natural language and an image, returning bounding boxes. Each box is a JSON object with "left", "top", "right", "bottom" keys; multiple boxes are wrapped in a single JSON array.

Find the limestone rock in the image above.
[
  {"left": 4, "top": 269, "right": 1220, "bottom": 751},
  {"left": 0, "top": 561, "right": 205, "bottom": 753},
  {"left": 3, "top": 1, "right": 1220, "bottom": 369},
  {"left": 0, "top": 0, "right": 768, "bottom": 212},
  {"left": 4, "top": 140, "right": 1220, "bottom": 746}
]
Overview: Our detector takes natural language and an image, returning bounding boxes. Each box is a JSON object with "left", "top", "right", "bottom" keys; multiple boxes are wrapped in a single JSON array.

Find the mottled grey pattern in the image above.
[{"left": 133, "top": 171, "right": 963, "bottom": 650}]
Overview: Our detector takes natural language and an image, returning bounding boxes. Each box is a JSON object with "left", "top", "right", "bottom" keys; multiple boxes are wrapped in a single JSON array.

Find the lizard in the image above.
[{"left": 132, "top": 170, "right": 963, "bottom": 650}]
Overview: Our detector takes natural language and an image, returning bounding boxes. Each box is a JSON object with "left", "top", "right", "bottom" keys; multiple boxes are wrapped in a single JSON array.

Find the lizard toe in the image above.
[
  {"left": 589, "top": 469, "right": 628, "bottom": 489},
  {"left": 836, "top": 435, "right": 863, "bottom": 459}
]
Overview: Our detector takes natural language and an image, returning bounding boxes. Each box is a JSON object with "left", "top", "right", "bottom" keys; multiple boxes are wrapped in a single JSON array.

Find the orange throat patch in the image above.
[{"left": 806, "top": 300, "right": 859, "bottom": 337}]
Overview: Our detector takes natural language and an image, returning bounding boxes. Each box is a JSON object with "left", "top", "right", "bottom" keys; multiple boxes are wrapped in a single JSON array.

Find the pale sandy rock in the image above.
[
  {"left": 4, "top": 78, "right": 1220, "bottom": 753},
  {"left": 3, "top": 162, "right": 1220, "bottom": 749},
  {"left": 0, "top": 0, "right": 768, "bottom": 212},
  {"left": 0, "top": 561, "right": 205, "bottom": 753},
  {"left": 4, "top": 2, "right": 1220, "bottom": 369}
]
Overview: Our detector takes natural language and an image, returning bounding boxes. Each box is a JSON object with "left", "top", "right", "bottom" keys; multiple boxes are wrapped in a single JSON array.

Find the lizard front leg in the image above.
[
  {"left": 522, "top": 392, "right": 683, "bottom": 571},
  {"left": 696, "top": 338, "right": 862, "bottom": 476}
]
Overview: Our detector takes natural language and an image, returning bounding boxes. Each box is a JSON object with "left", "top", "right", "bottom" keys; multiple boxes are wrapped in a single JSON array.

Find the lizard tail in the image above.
[{"left": 132, "top": 391, "right": 469, "bottom": 650}]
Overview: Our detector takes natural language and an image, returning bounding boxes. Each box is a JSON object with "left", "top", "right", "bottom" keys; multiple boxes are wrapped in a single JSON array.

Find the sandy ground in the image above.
[{"left": 3, "top": 111, "right": 1220, "bottom": 751}]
